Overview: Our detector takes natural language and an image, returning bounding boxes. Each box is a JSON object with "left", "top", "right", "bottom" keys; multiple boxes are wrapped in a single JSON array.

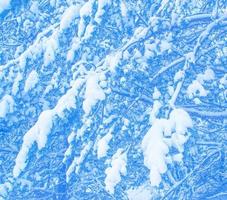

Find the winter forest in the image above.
[{"left": 0, "top": 0, "right": 226, "bottom": 199}]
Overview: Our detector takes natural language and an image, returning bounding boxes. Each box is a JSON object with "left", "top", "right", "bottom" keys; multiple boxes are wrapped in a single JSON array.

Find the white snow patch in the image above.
[
  {"left": 60, "top": 5, "right": 80, "bottom": 31},
  {"left": 35, "top": 110, "right": 54, "bottom": 149},
  {"left": 0, "top": 95, "right": 14, "bottom": 118},
  {"left": 94, "top": 0, "right": 110, "bottom": 23},
  {"left": 43, "top": 32, "right": 59, "bottom": 67},
  {"left": 12, "top": 73, "right": 23, "bottom": 95},
  {"left": 159, "top": 40, "right": 171, "bottom": 53},
  {"left": 149, "top": 100, "right": 162, "bottom": 124},
  {"left": 77, "top": 0, "right": 94, "bottom": 37},
  {"left": 168, "top": 85, "right": 174, "bottom": 96},
  {"left": 66, "top": 142, "right": 92, "bottom": 182},
  {"left": 170, "top": 109, "right": 192, "bottom": 134},
  {"left": 50, "top": 0, "right": 56, "bottom": 7},
  {"left": 24, "top": 70, "right": 39, "bottom": 93},
  {"left": 68, "top": 131, "right": 75, "bottom": 143},
  {"left": 83, "top": 23, "right": 94, "bottom": 40},
  {"left": 13, "top": 109, "right": 54, "bottom": 177},
  {"left": 172, "top": 153, "right": 183, "bottom": 162},
  {"left": 80, "top": 0, "right": 93, "bottom": 17},
  {"left": 75, "top": 141, "right": 92, "bottom": 173},
  {"left": 141, "top": 108, "right": 192, "bottom": 186},
  {"left": 187, "top": 68, "right": 215, "bottom": 99},
  {"left": 0, "top": 0, "right": 11, "bottom": 14},
  {"left": 77, "top": 18, "right": 86, "bottom": 38},
  {"left": 0, "top": 182, "right": 12, "bottom": 197},
  {"left": 30, "top": 1, "right": 39, "bottom": 14},
  {"left": 83, "top": 72, "right": 105, "bottom": 115},
  {"left": 120, "top": 1, "right": 127, "bottom": 17},
  {"left": 126, "top": 185, "right": 152, "bottom": 200},
  {"left": 185, "top": 52, "right": 195, "bottom": 63},
  {"left": 220, "top": 74, "right": 227, "bottom": 86},
  {"left": 105, "top": 149, "right": 127, "bottom": 194},
  {"left": 174, "top": 70, "right": 184, "bottom": 83},
  {"left": 197, "top": 68, "right": 215, "bottom": 83},
  {"left": 19, "top": 55, "right": 27, "bottom": 69},
  {"left": 63, "top": 131, "right": 76, "bottom": 163},
  {"left": 187, "top": 80, "right": 208, "bottom": 98},
  {"left": 105, "top": 52, "right": 122, "bottom": 72},
  {"left": 66, "top": 157, "right": 77, "bottom": 182},
  {"left": 97, "top": 131, "right": 112, "bottom": 159},
  {"left": 153, "top": 87, "right": 161, "bottom": 100},
  {"left": 13, "top": 79, "right": 84, "bottom": 178},
  {"left": 67, "top": 37, "right": 80, "bottom": 62}
]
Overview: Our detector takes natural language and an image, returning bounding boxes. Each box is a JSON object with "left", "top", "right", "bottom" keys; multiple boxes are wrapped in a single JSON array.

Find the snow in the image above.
[
  {"left": 50, "top": 0, "right": 56, "bottom": 7},
  {"left": 66, "top": 157, "right": 77, "bottom": 182},
  {"left": 0, "top": 0, "right": 224, "bottom": 198},
  {"left": 77, "top": 18, "right": 86, "bottom": 38},
  {"left": 94, "top": 0, "right": 110, "bottom": 23},
  {"left": 170, "top": 109, "right": 193, "bottom": 134},
  {"left": 186, "top": 68, "right": 214, "bottom": 99},
  {"left": 0, "top": 182, "right": 12, "bottom": 198},
  {"left": 153, "top": 87, "right": 161, "bottom": 100},
  {"left": 83, "top": 23, "right": 94, "bottom": 40},
  {"left": 0, "top": 95, "right": 14, "bottom": 118},
  {"left": 104, "top": 149, "right": 127, "bottom": 194},
  {"left": 185, "top": 52, "right": 195, "bottom": 63},
  {"left": 187, "top": 80, "right": 207, "bottom": 98},
  {"left": 30, "top": 1, "right": 39, "bottom": 14},
  {"left": 126, "top": 185, "right": 152, "bottom": 200},
  {"left": 149, "top": 100, "right": 162, "bottom": 124},
  {"left": 13, "top": 110, "right": 54, "bottom": 177},
  {"left": 83, "top": 72, "right": 105, "bottom": 115},
  {"left": 171, "top": 132, "right": 189, "bottom": 153},
  {"left": 0, "top": 0, "right": 11, "bottom": 14},
  {"left": 77, "top": 0, "right": 94, "bottom": 37},
  {"left": 36, "top": 110, "right": 54, "bottom": 149},
  {"left": 169, "top": 81, "right": 183, "bottom": 108},
  {"left": 13, "top": 79, "right": 84, "bottom": 178},
  {"left": 80, "top": 0, "right": 93, "bottom": 17},
  {"left": 97, "top": 131, "right": 112, "bottom": 159},
  {"left": 174, "top": 70, "right": 184, "bottom": 82},
  {"left": 24, "top": 70, "right": 39, "bottom": 93},
  {"left": 141, "top": 120, "right": 169, "bottom": 186},
  {"left": 120, "top": 1, "right": 127, "bottom": 17},
  {"left": 168, "top": 85, "right": 174, "bottom": 96},
  {"left": 141, "top": 108, "right": 192, "bottom": 186},
  {"left": 67, "top": 37, "right": 80, "bottom": 62},
  {"left": 172, "top": 153, "right": 183, "bottom": 162},
  {"left": 67, "top": 131, "right": 75, "bottom": 143},
  {"left": 197, "top": 68, "right": 215, "bottom": 83},
  {"left": 60, "top": 5, "right": 80, "bottom": 31},
  {"left": 220, "top": 74, "right": 227, "bottom": 86},
  {"left": 12, "top": 73, "right": 23, "bottom": 95},
  {"left": 66, "top": 142, "right": 92, "bottom": 182},
  {"left": 105, "top": 52, "right": 122, "bottom": 72},
  {"left": 43, "top": 32, "right": 59, "bottom": 67},
  {"left": 159, "top": 40, "right": 171, "bottom": 53},
  {"left": 19, "top": 55, "right": 26, "bottom": 69},
  {"left": 75, "top": 142, "right": 92, "bottom": 173}
]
